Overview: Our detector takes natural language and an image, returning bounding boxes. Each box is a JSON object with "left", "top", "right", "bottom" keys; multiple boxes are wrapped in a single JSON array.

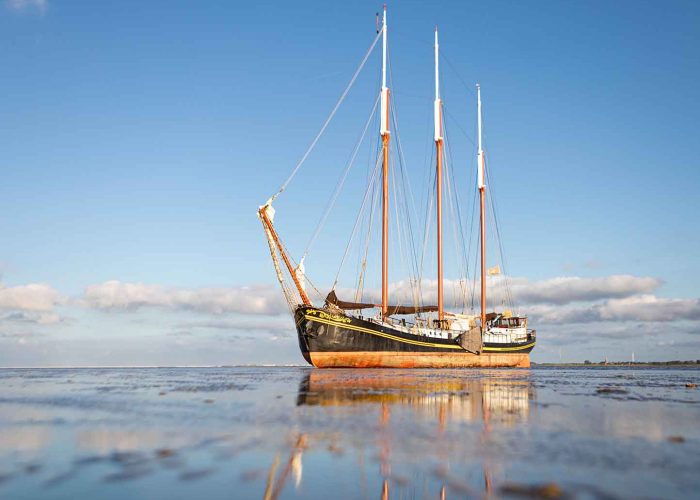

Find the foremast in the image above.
[
  {"left": 477, "top": 84, "right": 487, "bottom": 328},
  {"left": 380, "top": 5, "right": 390, "bottom": 320}
]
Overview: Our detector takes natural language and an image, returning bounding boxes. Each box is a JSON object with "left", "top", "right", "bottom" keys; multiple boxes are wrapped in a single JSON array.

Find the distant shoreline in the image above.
[
  {"left": 533, "top": 360, "right": 700, "bottom": 367},
  {"left": 0, "top": 361, "right": 699, "bottom": 369}
]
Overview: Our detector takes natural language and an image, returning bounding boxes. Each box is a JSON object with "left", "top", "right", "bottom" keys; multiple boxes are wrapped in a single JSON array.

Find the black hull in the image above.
[{"left": 294, "top": 306, "right": 535, "bottom": 368}]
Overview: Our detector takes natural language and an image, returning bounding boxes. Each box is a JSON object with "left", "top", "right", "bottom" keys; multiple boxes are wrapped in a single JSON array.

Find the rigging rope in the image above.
[
  {"left": 270, "top": 30, "right": 382, "bottom": 202},
  {"left": 388, "top": 63, "right": 423, "bottom": 311},
  {"left": 468, "top": 158, "right": 479, "bottom": 313},
  {"left": 437, "top": 51, "right": 518, "bottom": 314},
  {"left": 442, "top": 125, "right": 469, "bottom": 311},
  {"left": 390, "top": 149, "right": 407, "bottom": 306},
  {"left": 485, "top": 152, "right": 515, "bottom": 310},
  {"left": 444, "top": 112, "right": 474, "bottom": 310},
  {"left": 354, "top": 172, "right": 381, "bottom": 303},
  {"left": 302, "top": 94, "right": 380, "bottom": 260},
  {"left": 418, "top": 147, "right": 436, "bottom": 297},
  {"left": 439, "top": 103, "right": 479, "bottom": 311},
  {"left": 441, "top": 50, "right": 477, "bottom": 99},
  {"left": 333, "top": 150, "right": 384, "bottom": 289}
]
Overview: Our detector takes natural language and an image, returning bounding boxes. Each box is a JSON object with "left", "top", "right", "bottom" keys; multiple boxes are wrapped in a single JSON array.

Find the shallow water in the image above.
[{"left": 0, "top": 367, "right": 698, "bottom": 499}]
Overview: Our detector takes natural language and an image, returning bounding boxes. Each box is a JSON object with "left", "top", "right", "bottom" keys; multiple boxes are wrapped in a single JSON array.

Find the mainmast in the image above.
[
  {"left": 434, "top": 27, "right": 444, "bottom": 322},
  {"left": 477, "top": 84, "right": 486, "bottom": 328},
  {"left": 380, "top": 5, "right": 390, "bottom": 319}
]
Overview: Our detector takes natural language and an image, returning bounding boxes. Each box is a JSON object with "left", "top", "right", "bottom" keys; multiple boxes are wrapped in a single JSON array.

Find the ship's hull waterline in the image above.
[{"left": 295, "top": 306, "right": 534, "bottom": 368}]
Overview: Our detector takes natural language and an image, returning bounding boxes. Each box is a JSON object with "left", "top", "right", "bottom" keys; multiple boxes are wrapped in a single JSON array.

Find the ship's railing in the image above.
[
  {"left": 355, "top": 313, "right": 536, "bottom": 344},
  {"left": 484, "top": 326, "right": 530, "bottom": 344},
  {"left": 362, "top": 315, "right": 456, "bottom": 339}
]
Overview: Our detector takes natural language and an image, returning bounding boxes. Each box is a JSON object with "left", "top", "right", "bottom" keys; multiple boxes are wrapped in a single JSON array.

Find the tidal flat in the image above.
[{"left": 0, "top": 367, "right": 698, "bottom": 499}]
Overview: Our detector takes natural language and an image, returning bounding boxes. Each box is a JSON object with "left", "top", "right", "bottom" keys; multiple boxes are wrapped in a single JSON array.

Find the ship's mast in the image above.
[
  {"left": 434, "top": 27, "right": 444, "bottom": 322},
  {"left": 477, "top": 84, "right": 486, "bottom": 328},
  {"left": 380, "top": 5, "right": 390, "bottom": 320}
]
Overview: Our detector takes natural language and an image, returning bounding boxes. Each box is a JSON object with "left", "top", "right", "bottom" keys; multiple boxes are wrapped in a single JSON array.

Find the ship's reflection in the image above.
[
  {"left": 297, "top": 370, "right": 533, "bottom": 425},
  {"left": 265, "top": 370, "right": 535, "bottom": 499}
]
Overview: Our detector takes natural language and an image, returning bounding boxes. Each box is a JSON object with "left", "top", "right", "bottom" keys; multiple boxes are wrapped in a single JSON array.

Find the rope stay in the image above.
[
  {"left": 388, "top": 68, "right": 424, "bottom": 312},
  {"left": 302, "top": 94, "right": 380, "bottom": 261},
  {"left": 354, "top": 171, "right": 381, "bottom": 303},
  {"left": 442, "top": 126, "right": 468, "bottom": 311},
  {"left": 439, "top": 101, "right": 479, "bottom": 313},
  {"left": 441, "top": 49, "right": 477, "bottom": 99},
  {"left": 418, "top": 146, "right": 436, "bottom": 297},
  {"left": 444, "top": 110, "right": 474, "bottom": 311},
  {"left": 332, "top": 149, "right": 384, "bottom": 289},
  {"left": 271, "top": 30, "right": 383, "bottom": 202},
  {"left": 484, "top": 150, "right": 515, "bottom": 311}
]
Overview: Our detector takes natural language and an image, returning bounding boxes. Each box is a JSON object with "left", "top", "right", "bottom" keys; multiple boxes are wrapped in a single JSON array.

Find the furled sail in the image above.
[
  {"left": 325, "top": 290, "right": 375, "bottom": 310},
  {"left": 386, "top": 304, "right": 439, "bottom": 316},
  {"left": 325, "top": 291, "right": 438, "bottom": 316}
]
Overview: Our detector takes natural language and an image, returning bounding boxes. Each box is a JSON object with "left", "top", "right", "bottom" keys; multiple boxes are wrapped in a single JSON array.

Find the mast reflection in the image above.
[{"left": 265, "top": 370, "right": 537, "bottom": 499}]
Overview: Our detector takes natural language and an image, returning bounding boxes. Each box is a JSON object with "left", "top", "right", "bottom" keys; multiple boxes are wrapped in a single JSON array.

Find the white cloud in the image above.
[
  {"left": 509, "top": 275, "right": 662, "bottom": 305},
  {"left": 1, "top": 275, "right": 690, "bottom": 328},
  {"left": 345, "top": 274, "right": 663, "bottom": 308},
  {"left": 528, "top": 295, "right": 700, "bottom": 324},
  {"left": 527, "top": 303, "right": 599, "bottom": 324},
  {"left": 598, "top": 295, "right": 700, "bottom": 322},
  {"left": 177, "top": 318, "right": 292, "bottom": 334},
  {"left": 336, "top": 275, "right": 694, "bottom": 326},
  {"left": 0, "top": 283, "right": 62, "bottom": 311},
  {"left": 4, "top": 0, "right": 47, "bottom": 14},
  {"left": 13, "top": 274, "right": 688, "bottom": 336},
  {"left": 82, "top": 280, "right": 289, "bottom": 316},
  {"left": 0, "top": 273, "right": 696, "bottom": 364}
]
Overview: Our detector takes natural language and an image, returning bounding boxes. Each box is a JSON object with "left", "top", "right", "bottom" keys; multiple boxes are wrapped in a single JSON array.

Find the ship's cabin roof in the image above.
[{"left": 490, "top": 314, "right": 527, "bottom": 327}]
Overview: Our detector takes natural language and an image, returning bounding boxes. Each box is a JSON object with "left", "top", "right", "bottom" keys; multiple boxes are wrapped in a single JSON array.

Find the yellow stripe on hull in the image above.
[{"left": 483, "top": 342, "right": 536, "bottom": 352}]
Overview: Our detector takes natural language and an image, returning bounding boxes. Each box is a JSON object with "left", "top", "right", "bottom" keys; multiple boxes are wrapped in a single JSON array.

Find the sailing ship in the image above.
[{"left": 258, "top": 7, "right": 535, "bottom": 368}]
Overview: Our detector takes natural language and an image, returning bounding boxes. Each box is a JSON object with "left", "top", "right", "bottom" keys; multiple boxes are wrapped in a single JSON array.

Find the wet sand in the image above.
[{"left": 0, "top": 367, "right": 698, "bottom": 499}]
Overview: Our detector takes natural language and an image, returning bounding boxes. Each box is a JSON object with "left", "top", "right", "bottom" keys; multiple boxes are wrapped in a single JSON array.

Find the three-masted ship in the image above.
[{"left": 259, "top": 7, "right": 535, "bottom": 368}]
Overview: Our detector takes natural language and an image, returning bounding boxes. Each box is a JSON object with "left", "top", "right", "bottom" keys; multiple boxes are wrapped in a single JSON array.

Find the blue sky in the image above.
[{"left": 1, "top": 0, "right": 699, "bottom": 366}]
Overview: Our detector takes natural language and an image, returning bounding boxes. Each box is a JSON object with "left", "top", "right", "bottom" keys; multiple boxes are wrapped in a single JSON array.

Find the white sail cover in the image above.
[{"left": 295, "top": 256, "right": 306, "bottom": 292}]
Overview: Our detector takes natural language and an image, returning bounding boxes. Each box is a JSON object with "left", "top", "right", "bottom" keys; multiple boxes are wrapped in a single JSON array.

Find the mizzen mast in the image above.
[
  {"left": 434, "top": 27, "right": 445, "bottom": 322},
  {"left": 477, "top": 84, "right": 487, "bottom": 328},
  {"left": 380, "top": 5, "right": 390, "bottom": 320}
]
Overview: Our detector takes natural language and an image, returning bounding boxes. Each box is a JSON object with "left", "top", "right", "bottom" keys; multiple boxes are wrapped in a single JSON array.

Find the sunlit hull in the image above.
[{"left": 295, "top": 306, "right": 534, "bottom": 368}]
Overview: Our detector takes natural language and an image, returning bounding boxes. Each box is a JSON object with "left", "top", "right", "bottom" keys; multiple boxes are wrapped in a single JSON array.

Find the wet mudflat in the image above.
[{"left": 0, "top": 367, "right": 698, "bottom": 499}]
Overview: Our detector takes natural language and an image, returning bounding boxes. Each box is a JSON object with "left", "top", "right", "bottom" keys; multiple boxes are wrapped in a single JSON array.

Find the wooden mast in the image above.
[
  {"left": 477, "top": 84, "right": 486, "bottom": 328},
  {"left": 434, "top": 27, "right": 444, "bottom": 322},
  {"left": 380, "top": 5, "right": 390, "bottom": 320}
]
